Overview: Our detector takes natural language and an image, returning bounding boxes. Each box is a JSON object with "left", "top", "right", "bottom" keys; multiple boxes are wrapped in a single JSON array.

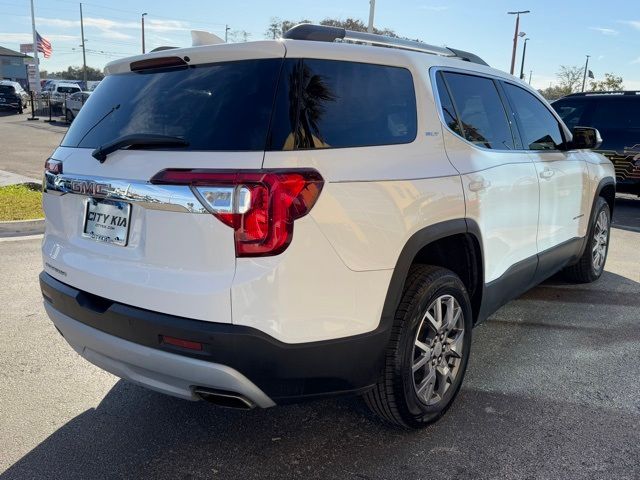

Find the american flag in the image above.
[{"left": 36, "top": 31, "right": 52, "bottom": 58}]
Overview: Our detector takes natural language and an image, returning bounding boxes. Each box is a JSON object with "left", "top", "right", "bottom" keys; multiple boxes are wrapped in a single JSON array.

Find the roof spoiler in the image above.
[{"left": 191, "top": 30, "right": 225, "bottom": 47}]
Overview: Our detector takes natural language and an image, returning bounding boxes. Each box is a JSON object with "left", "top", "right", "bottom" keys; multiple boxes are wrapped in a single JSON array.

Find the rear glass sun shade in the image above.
[{"left": 61, "top": 58, "right": 417, "bottom": 152}]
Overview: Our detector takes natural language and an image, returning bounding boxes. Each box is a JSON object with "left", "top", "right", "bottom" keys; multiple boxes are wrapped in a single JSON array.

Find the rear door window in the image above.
[
  {"left": 441, "top": 72, "right": 515, "bottom": 150},
  {"left": 503, "top": 82, "right": 565, "bottom": 150},
  {"left": 552, "top": 98, "right": 590, "bottom": 130},
  {"left": 62, "top": 58, "right": 284, "bottom": 151},
  {"left": 268, "top": 59, "right": 417, "bottom": 150}
]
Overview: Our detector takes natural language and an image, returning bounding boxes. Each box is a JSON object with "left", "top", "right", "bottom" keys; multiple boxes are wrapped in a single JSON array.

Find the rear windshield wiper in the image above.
[{"left": 92, "top": 134, "right": 189, "bottom": 163}]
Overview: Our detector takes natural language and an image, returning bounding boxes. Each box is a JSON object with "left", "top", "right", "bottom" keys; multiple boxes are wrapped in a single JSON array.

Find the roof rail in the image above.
[
  {"left": 282, "top": 24, "right": 489, "bottom": 66},
  {"left": 565, "top": 91, "right": 640, "bottom": 97}
]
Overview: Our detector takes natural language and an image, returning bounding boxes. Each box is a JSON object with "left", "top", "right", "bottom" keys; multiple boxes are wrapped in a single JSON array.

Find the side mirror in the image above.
[{"left": 570, "top": 126, "right": 603, "bottom": 150}]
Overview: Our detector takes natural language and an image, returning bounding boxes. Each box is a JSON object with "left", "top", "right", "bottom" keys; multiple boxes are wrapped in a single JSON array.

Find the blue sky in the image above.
[{"left": 2, "top": 0, "right": 640, "bottom": 89}]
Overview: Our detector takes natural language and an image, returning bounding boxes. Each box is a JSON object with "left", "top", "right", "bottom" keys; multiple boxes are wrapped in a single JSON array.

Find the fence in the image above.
[{"left": 27, "top": 91, "right": 86, "bottom": 124}]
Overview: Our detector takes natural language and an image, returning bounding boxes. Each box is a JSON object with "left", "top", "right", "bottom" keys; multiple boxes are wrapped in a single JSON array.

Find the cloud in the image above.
[
  {"left": 419, "top": 5, "right": 449, "bottom": 11},
  {"left": 35, "top": 16, "right": 190, "bottom": 34},
  {"left": 618, "top": 20, "right": 640, "bottom": 30},
  {"left": 97, "top": 30, "right": 134, "bottom": 41},
  {"left": 590, "top": 27, "right": 619, "bottom": 36},
  {"left": 631, "top": 57, "right": 640, "bottom": 64},
  {"left": 0, "top": 32, "right": 78, "bottom": 43}
]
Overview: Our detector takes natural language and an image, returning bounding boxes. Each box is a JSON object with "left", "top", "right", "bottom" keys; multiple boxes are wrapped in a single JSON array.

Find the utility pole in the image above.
[
  {"left": 225, "top": 24, "right": 230, "bottom": 43},
  {"left": 141, "top": 13, "right": 147, "bottom": 54},
  {"left": 508, "top": 10, "right": 530, "bottom": 75},
  {"left": 80, "top": 3, "right": 87, "bottom": 85},
  {"left": 29, "top": 0, "right": 41, "bottom": 97},
  {"left": 519, "top": 37, "right": 529, "bottom": 80},
  {"left": 581, "top": 55, "right": 590, "bottom": 92},
  {"left": 367, "top": 0, "right": 376, "bottom": 33}
]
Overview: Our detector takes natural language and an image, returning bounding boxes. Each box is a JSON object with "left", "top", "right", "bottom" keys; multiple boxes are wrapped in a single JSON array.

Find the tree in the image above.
[
  {"left": 556, "top": 65, "right": 584, "bottom": 93},
  {"left": 266, "top": 17, "right": 398, "bottom": 39},
  {"left": 538, "top": 85, "right": 572, "bottom": 101},
  {"left": 265, "top": 17, "right": 311, "bottom": 39},
  {"left": 228, "top": 30, "right": 251, "bottom": 42},
  {"left": 42, "top": 66, "right": 104, "bottom": 81},
  {"left": 590, "top": 73, "right": 624, "bottom": 92}
]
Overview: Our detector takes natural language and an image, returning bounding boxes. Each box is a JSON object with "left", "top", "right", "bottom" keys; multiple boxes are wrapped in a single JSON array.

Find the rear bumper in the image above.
[
  {"left": 40, "top": 272, "right": 388, "bottom": 404},
  {"left": 45, "top": 302, "right": 275, "bottom": 407}
]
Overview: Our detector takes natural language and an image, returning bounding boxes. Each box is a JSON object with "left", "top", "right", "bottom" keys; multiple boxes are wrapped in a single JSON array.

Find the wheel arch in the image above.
[{"left": 380, "top": 219, "right": 485, "bottom": 330}]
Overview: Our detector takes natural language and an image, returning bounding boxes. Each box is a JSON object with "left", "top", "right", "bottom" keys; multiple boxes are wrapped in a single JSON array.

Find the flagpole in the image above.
[
  {"left": 581, "top": 55, "right": 590, "bottom": 93},
  {"left": 29, "top": 0, "right": 42, "bottom": 99}
]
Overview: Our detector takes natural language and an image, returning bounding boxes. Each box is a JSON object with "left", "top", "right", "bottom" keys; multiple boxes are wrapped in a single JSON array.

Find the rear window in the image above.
[
  {"left": 58, "top": 86, "right": 80, "bottom": 94},
  {"left": 62, "top": 59, "right": 283, "bottom": 151},
  {"left": 0, "top": 85, "right": 15, "bottom": 94},
  {"left": 268, "top": 59, "right": 417, "bottom": 150}
]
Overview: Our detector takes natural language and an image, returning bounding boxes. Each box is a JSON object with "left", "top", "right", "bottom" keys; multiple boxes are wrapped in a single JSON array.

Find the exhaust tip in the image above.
[{"left": 193, "top": 387, "right": 256, "bottom": 410}]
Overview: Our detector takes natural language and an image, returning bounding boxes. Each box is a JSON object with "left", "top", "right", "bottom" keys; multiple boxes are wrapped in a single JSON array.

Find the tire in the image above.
[
  {"left": 65, "top": 109, "right": 74, "bottom": 123},
  {"left": 563, "top": 197, "right": 611, "bottom": 283},
  {"left": 364, "top": 265, "right": 473, "bottom": 428}
]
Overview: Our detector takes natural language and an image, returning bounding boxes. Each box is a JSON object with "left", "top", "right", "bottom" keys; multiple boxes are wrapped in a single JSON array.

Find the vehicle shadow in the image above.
[
  {"left": 2, "top": 378, "right": 638, "bottom": 480},
  {"left": 613, "top": 195, "right": 640, "bottom": 233},
  {"left": 3, "top": 268, "right": 639, "bottom": 480}
]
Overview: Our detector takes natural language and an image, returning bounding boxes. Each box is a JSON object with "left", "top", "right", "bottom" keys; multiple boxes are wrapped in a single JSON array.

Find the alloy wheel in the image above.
[
  {"left": 412, "top": 294, "right": 465, "bottom": 406},
  {"left": 592, "top": 210, "right": 609, "bottom": 273}
]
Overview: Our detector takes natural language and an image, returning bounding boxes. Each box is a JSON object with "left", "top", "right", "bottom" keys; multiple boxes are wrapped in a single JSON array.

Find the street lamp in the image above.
[
  {"left": 519, "top": 37, "right": 529, "bottom": 80},
  {"left": 141, "top": 13, "right": 147, "bottom": 54},
  {"left": 508, "top": 10, "right": 530, "bottom": 75}
]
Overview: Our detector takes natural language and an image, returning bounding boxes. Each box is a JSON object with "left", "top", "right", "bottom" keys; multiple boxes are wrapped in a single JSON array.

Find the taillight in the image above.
[
  {"left": 150, "top": 169, "right": 324, "bottom": 257},
  {"left": 45, "top": 158, "right": 62, "bottom": 174}
]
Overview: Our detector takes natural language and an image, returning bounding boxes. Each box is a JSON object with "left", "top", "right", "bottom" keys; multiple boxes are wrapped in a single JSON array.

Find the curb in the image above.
[{"left": 0, "top": 218, "right": 45, "bottom": 238}]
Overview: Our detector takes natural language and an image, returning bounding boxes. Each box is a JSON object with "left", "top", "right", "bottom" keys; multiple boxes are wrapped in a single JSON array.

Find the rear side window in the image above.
[
  {"left": 62, "top": 59, "right": 283, "bottom": 151},
  {"left": 435, "top": 72, "right": 463, "bottom": 137},
  {"left": 269, "top": 59, "right": 417, "bottom": 150},
  {"left": 442, "top": 72, "right": 515, "bottom": 150},
  {"left": 590, "top": 97, "right": 640, "bottom": 130},
  {"left": 503, "top": 83, "right": 564, "bottom": 150}
]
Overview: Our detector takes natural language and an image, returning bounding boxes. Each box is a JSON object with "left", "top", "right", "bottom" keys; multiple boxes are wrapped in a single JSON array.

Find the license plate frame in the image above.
[{"left": 82, "top": 198, "right": 131, "bottom": 247}]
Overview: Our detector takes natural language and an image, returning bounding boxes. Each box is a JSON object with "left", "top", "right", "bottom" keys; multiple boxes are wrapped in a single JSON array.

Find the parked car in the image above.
[
  {"left": 64, "top": 91, "right": 92, "bottom": 122},
  {"left": 552, "top": 91, "right": 640, "bottom": 196},
  {"left": 0, "top": 80, "right": 28, "bottom": 113},
  {"left": 40, "top": 24, "right": 615, "bottom": 428},
  {"left": 48, "top": 82, "right": 82, "bottom": 106}
]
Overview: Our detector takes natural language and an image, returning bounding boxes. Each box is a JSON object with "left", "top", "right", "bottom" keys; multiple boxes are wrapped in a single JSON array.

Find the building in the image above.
[{"left": 0, "top": 46, "right": 32, "bottom": 90}]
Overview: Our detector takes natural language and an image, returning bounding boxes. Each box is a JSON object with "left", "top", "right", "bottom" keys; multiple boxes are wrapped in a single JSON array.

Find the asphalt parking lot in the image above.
[{"left": 1, "top": 115, "right": 639, "bottom": 479}]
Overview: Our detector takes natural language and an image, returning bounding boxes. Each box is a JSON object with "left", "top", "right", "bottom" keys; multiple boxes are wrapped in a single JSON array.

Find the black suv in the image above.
[
  {"left": 0, "top": 83, "right": 25, "bottom": 114},
  {"left": 552, "top": 91, "right": 640, "bottom": 195}
]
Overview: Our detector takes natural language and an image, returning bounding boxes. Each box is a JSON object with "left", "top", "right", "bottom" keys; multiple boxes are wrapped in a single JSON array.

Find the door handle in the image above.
[{"left": 540, "top": 168, "right": 555, "bottom": 180}]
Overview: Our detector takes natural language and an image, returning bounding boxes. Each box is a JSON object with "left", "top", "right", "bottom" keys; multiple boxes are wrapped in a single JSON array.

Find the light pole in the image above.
[
  {"left": 519, "top": 37, "right": 529, "bottom": 80},
  {"left": 368, "top": 0, "right": 376, "bottom": 33},
  {"left": 508, "top": 10, "right": 530, "bottom": 75},
  {"left": 141, "top": 13, "right": 147, "bottom": 54},
  {"left": 80, "top": 3, "right": 87, "bottom": 85},
  {"left": 225, "top": 24, "right": 230, "bottom": 43},
  {"left": 581, "top": 55, "right": 590, "bottom": 92}
]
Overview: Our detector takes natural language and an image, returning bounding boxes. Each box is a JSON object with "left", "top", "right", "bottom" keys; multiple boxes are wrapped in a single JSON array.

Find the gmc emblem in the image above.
[{"left": 70, "top": 180, "right": 110, "bottom": 196}]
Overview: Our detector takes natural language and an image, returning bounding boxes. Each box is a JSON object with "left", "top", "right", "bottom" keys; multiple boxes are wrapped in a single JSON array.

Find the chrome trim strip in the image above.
[{"left": 43, "top": 172, "right": 209, "bottom": 214}]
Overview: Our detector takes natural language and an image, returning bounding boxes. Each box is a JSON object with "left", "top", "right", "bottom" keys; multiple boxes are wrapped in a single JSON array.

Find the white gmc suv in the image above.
[{"left": 40, "top": 24, "right": 615, "bottom": 428}]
